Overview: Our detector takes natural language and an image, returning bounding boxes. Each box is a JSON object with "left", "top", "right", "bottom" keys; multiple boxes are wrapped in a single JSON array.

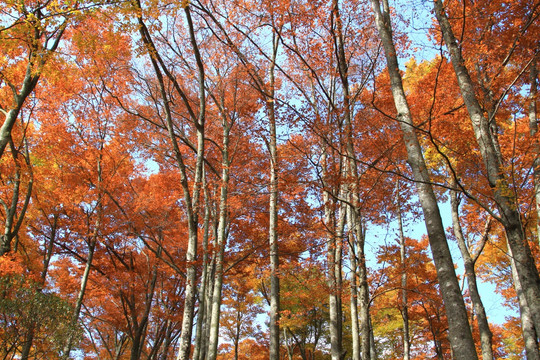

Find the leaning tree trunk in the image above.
[
  {"left": 432, "top": 0, "right": 540, "bottom": 333},
  {"left": 61, "top": 235, "right": 97, "bottom": 359},
  {"left": 0, "top": 18, "right": 67, "bottom": 161},
  {"left": 450, "top": 189, "right": 494, "bottom": 360},
  {"left": 0, "top": 139, "right": 33, "bottom": 256},
  {"left": 370, "top": 1, "right": 478, "bottom": 358}
]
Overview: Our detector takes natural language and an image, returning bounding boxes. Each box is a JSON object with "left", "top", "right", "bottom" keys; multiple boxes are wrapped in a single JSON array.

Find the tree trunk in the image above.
[
  {"left": 325, "top": 178, "right": 346, "bottom": 360},
  {"left": 62, "top": 149, "right": 104, "bottom": 359},
  {"left": 348, "top": 219, "right": 361, "bottom": 360},
  {"left": 450, "top": 190, "right": 494, "bottom": 360},
  {"left": 130, "top": 264, "right": 158, "bottom": 360},
  {"left": 207, "top": 120, "right": 231, "bottom": 360},
  {"left": 432, "top": 0, "right": 540, "bottom": 333},
  {"left": 369, "top": 314, "right": 378, "bottom": 359},
  {"left": 359, "top": 236, "right": 371, "bottom": 360},
  {"left": 203, "top": 251, "right": 217, "bottom": 360},
  {"left": 176, "top": 9, "right": 206, "bottom": 360},
  {"left": 0, "top": 66, "right": 38, "bottom": 161},
  {"left": 332, "top": 0, "right": 373, "bottom": 355},
  {"left": 135, "top": 5, "right": 206, "bottom": 359},
  {"left": 508, "top": 243, "right": 540, "bottom": 360},
  {"left": 268, "top": 31, "right": 281, "bottom": 360},
  {"left": 350, "top": 212, "right": 371, "bottom": 360},
  {"left": 192, "top": 182, "right": 212, "bottom": 360},
  {"left": 529, "top": 60, "right": 540, "bottom": 245},
  {"left": 396, "top": 196, "right": 410, "bottom": 360},
  {"left": 0, "top": 139, "right": 33, "bottom": 256},
  {"left": 370, "top": 1, "right": 478, "bottom": 358},
  {"left": 284, "top": 327, "right": 294, "bottom": 360},
  {"left": 61, "top": 237, "right": 97, "bottom": 359}
]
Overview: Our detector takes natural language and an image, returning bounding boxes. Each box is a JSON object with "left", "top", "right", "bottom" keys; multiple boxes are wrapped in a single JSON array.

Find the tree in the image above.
[
  {"left": 131, "top": 2, "right": 207, "bottom": 359},
  {"left": 432, "top": 0, "right": 540, "bottom": 334},
  {"left": 369, "top": 1, "right": 478, "bottom": 358}
]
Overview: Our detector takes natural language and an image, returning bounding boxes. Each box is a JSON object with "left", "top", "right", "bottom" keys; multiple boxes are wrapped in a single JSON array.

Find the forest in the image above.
[{"left": 0, "top": 0, "right": 539, "bottom": 359}]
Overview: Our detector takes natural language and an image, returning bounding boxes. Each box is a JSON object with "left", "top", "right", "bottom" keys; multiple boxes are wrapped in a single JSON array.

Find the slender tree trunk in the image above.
[
  {"left": 207, "top": 121, "right": 231, "bottom": 360},
  {"left": 0, "top": 67, "right": 38, "bottom": 162},
  {"left": 19, "top": 323, "right": 36, "bottom": 360},
  {"left": 369, "top": 314, "right": 377, "bottom": 359},
  {"left": 284, "top": 327, "right": 294, "bottom": 360},
  {"left": 178, "top": 230, "right": 199, "bottom": 360},
  {"left": 176, "top": 9, "right": 206, "bottom": 360},
  {"left": 450, "top": 190, "right": 494, "bottom": 360},
  {"left": 6, "top": 142, "right": 35, "bottom": 359},
  {"left": 62, "top": 149, "right": 104, "bottom": 359},
  {"left": 357, "top": 223, "right": 371, "bottom": 360},
  {"left": 396, "top": 195, "right": 410, "bottom": 360},
  {"left": 159, "top": 320, "right": 175, "bottom": 360},
  {"left": 193, "top": 180, "right": 212, "bottom": 360},
  {"left": 348, "top": 208, "right": 371, "bottom": 360},
  {"left": 232, "top": 310, "right": 242, "bottom": 360},
  {"left": 0, "top": 139, "right": 33, "bottom": 256},
  {"left": 268, "top": 31, "right": 281, "bottom": 360},
  {"left": 0, "top": 14, "right": 66, "bottom": 160},
  {"left": 432, "top": 0, "right": 540, "bottom": 333},
  {"left": 325, "top": 177, "right": 346, "bottom": 360},
  {"left": 529, "top": 60, "right": 540, "bottom": 245},
  {"left": 370, "top": 1, "right": 478, "bottom": 358},
  {"left": 130, "top": 265, "right": 158, "bottom": 360},
  {"left": 348, "top": 219, "right": 361, "bottom": 360},
  {"left": 135, "top": 5, "right": 206, "bottom": 359},
  {"left": 321, "top": 150, "right": 337, "bottom": 360},
  {"left": 41, "top": 214, "right": 58, "bottom": 282},
  {"left": 139, "top": 3, "right": 206, "bottom": 358},
  {"left": 332, "top": 0, "right": 374, "bottom": 355},
  {"left": 61, "top": 237, "right": 97, "bottom": 359},
  {"left": 203, "top": 250, "right": 217, "bottom": 359},
  {"left": 508, "top": 243, "right": 540, "bottom": 360}
]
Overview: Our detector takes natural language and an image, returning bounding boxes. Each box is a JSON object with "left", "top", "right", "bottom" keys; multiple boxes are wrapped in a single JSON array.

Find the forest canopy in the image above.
[{"left": 0, "top": 0, "right": 539, "bottom": 359}]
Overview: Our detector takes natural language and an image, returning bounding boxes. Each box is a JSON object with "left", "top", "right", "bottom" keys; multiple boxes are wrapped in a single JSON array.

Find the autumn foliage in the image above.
[{"left": 0, "top": 0, "right": 539, "bottom": 359}]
